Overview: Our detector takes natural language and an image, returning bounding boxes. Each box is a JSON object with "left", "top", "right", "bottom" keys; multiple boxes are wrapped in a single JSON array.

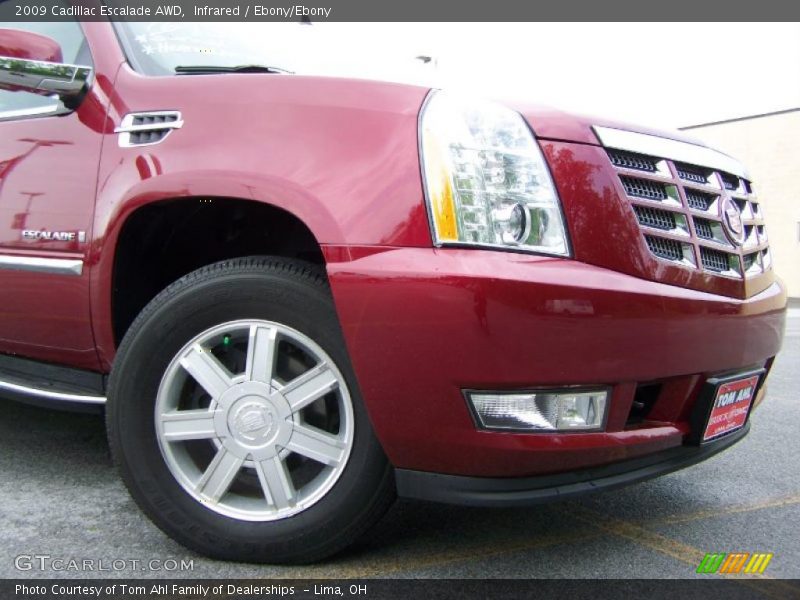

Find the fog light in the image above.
[{"left": 467, "top": 389, "right": 608, "bottom": 432}]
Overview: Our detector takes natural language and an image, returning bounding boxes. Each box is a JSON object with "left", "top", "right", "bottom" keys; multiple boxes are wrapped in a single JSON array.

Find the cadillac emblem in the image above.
[{"left": 721, "top": 197, "right": 745, "bottom": 245}]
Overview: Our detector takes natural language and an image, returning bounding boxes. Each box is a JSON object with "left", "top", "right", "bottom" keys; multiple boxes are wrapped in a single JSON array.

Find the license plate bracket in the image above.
[{"left": 688, "top": 369, "right": 764, "bottom": 445}]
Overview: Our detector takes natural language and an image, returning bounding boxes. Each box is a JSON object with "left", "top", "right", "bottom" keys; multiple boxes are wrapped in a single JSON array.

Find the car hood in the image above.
[{"left": 507, "top": 99, "right": 708, "bottom": 148}]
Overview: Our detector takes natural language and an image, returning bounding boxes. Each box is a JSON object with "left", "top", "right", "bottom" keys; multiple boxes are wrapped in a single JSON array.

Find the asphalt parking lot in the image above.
[{"left": 1, "top": 309, "right": 799, "bottom": 583}]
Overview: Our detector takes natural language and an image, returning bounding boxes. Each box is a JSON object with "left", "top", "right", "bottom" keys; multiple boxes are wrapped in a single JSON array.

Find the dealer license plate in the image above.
[{"left": 703, "top": 374, "right": 760, "bottom": 442}]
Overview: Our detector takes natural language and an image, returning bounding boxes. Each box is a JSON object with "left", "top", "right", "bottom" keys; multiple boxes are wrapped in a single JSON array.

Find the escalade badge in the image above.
[
  {"left": 22, "top": 230, "right": 86, "bottom": 243},
  {"left": 721, "top": 197, "right": 745, "bottom": 245}
]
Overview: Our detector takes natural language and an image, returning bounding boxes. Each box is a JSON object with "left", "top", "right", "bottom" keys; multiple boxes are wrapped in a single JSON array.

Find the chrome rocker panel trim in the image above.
[{"left": 0, "top": 379, "right": 106, "bottom": 405}]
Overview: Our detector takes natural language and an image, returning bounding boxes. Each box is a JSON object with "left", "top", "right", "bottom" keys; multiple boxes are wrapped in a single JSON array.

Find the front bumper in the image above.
[
  {"left": 325, "top": 247, "right": 786, "bottom": 479},
  {"left": 396, "top": 423, "right": 749, "bottom": 506}
]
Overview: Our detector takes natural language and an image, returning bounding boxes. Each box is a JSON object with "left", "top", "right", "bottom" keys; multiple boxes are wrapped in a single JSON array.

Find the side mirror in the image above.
[
  {"left": 0, "top": 28, "right": 63, "bottom": 62},
  {"left": 0, "top": 28, "right": 92, "bottom": 110}
]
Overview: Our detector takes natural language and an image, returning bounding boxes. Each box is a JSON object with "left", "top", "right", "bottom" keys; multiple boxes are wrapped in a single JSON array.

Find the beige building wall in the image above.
[{"left": 682, "top": 109, "right": 800, "bottom": 298}]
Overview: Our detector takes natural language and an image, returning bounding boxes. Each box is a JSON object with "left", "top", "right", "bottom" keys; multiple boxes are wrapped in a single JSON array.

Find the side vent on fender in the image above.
[{"left": 115, "top": 111, "right": 183, "bottom": 147}]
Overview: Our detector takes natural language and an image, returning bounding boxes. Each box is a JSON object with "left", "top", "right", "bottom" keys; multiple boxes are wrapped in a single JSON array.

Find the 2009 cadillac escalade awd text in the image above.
[{"left": 0, "top": 19, "right": 786, "bottom": 563}]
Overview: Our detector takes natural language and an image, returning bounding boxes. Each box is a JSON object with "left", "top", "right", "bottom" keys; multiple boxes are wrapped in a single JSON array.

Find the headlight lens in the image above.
[{"left": 419, "top": 90, "right": 569, "bottom": 256}]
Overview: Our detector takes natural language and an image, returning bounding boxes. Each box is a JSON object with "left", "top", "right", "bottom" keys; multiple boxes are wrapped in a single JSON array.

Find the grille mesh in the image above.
[
  {"left": 645, "top": 236, "right": 684, "bottom": 262},
  {"left": 675, "top": 163, "right": 711, "bottom": 184},
  {"left": 634, "top": 206, "right": 676, "bottom": 230},
  {"left": 621, "top": 177, "right": 668, "bottom": 201},
  {"left": 685, "top": 190, "right": 714, "bottom": 211},
  {"left": 608, "top": 150, "right": 659, "bottom": 173},
  {"left": 742, "top": 252, "right": 759, "bottom": 271},
  {"left": 700, "top": 247, "right": 730, "bottom": 272},
  {"left": 693, "top": 219, "right": 714, "bottom": 240},
  {"left": 720, "top": 173, "right": 740, "bottom": 191}
]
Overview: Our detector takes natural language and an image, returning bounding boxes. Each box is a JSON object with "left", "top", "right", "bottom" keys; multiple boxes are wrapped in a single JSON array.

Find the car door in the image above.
[{"left": 0, "top": 20, "right": 105, "bottom": 370}]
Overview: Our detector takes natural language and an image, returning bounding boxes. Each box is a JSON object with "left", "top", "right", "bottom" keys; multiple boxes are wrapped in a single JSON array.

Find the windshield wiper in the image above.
[{"left": 175, "top": 65, "right": 293, "bottom": 75}]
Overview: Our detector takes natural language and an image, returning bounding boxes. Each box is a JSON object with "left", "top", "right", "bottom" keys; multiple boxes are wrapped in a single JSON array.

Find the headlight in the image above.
[{"left": 419, "top": 90, "right": 570, "bottom": 256}]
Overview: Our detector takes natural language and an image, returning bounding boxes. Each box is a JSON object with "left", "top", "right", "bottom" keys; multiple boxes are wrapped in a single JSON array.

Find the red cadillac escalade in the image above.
[{"left": 0, "top": 17, "right": 786, "bottom": 564}]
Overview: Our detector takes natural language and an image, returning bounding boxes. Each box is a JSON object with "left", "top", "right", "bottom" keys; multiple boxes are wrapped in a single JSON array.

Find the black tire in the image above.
[{"left": 106, "top": 257, "right": 395, "bottom": 564}]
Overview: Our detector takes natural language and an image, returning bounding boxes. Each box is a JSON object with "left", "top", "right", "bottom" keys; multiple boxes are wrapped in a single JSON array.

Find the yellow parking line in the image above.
[
  {"left": 276, "top": 528, "right": 601, "bottom": 579},
  {"left": 562, "top": 504, "right": 707, "bottom": 565},
  {"left": 561, "top": 504, "right": 800, "bottom": 600},
  {"left": 648, "top": 493, "right": 800, "bottom": 526},
  {"left": 267, "top": 495, "right": 800, "bottom": 582}
]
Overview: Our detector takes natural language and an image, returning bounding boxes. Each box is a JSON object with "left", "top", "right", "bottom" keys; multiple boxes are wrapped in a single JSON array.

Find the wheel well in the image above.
[{"left": 112, "top": 197, "right": 325, "bottom": 346}]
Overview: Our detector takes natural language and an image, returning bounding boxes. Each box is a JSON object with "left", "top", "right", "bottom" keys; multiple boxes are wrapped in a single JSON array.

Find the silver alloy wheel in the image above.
[{"left": 155, "top": 319, "right": 354, "bottom": 521}]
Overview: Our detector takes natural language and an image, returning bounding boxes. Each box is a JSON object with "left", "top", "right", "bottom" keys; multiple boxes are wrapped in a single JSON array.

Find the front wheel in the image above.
[{"left": 107, "top": 257, "right": 394, "bottom": 563}]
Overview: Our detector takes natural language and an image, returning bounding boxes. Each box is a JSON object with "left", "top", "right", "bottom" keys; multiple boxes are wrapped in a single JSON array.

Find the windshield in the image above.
[
  {"left": 113, "top": 22, "right": 439, "bottom": 86},
  {"left": 114, "top": 23, "right": 308, "bottom": 75}
]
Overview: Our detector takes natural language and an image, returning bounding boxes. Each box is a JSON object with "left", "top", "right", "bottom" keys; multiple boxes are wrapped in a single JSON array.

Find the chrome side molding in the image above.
[
  {"left": 0, "top": 254, "right": 83, "bottom": 276},
  {"left": 593, "top": 126, "right": 749, "bottom": 179},
  {"left": 0, "top": 379, "right": 106, "bottom": 405},
  {"left": 0, "top": 254, "right": 83, "bottom": 275}
]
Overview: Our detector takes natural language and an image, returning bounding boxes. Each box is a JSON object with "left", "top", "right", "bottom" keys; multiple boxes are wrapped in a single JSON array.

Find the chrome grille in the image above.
[
  {"left": 742, "top": 252, "right": 759, "bottom": 272},
  {"left": 685, "top": 189, "right": 715, "bottom": 211},
  {"left": 675, "top": 162, "right": 711, "bottom": 185},
  {"left": 607, "top": 149, "right": 771, "bottom": 280},
  {"left": 646, "top": 236, "right": 683, "bottom": 262},
  {"left": 634, "top": 206, "right": 676, "bottom": 230},
  {"left": 620, "top": 176, "right": 668, "bottom": 201},
  {"left": 693, "top": 218, "right": 714, "bottom": 240},
  {"left": 720, "top": 172, "right": 740, "bottom": 191},
  {"left": 700, "top": 247, "right": 732, "bottom": 273},
  {"left": 609, "top": 150, "right": 659, "bottom": 173}
]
